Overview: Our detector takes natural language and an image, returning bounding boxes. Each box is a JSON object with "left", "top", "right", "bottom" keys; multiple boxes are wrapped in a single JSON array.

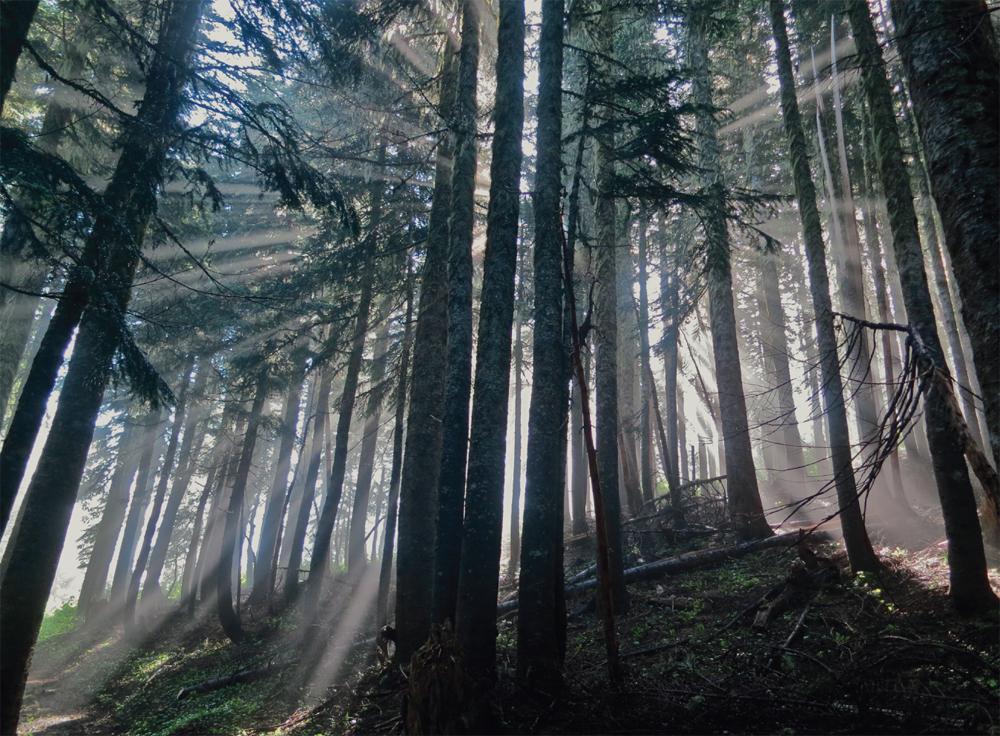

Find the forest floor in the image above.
[{"left": 19, "top": 519, "right": 1000, "bottom": 736}]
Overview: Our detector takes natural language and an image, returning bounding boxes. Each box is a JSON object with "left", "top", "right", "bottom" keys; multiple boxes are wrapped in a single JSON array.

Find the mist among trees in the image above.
[{"left": 1, "top": 0, "right": 997, "bottom": 733}]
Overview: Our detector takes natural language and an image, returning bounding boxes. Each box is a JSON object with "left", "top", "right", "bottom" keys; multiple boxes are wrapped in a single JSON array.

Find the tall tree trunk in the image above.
[
  {"left": 517, "top": 0, "right": 567, "bottom": 692},
  {"left": 767, "top": 0, "right": 879, "bottom": 570},
  {"left": 659, "top": 226, "right": 681, "bottom": 503},
  {"left": 592, "top": 2, "right": 630, "bottom": 614},
  {"left": 142, "top": 358, "right": 209, "bottom": 605},
  {"left": 889, "top": 0, "right": 999, "bottom": 467},
  {"left": 377, "top": 265, "right": 414, "bottom": 629},
  {"left": 125, "top": 359, "right": 194, "bottom": 635},
  {"left": 848, "top": 0, "right": 997, "bottom": 612},
  {"left": 218, "top": 375, "right": 268, "bottom": 643},
  {"left": 395, "top": 40, "right": 458, "bottom": 663},
  {"left": 249, "top": 353, "right": 306, "bottom": 606},
  {"left": 284, "top": 368, "right": 332, "bottom": 604},
  {"left": 347, "top": 306, "right": 389, "bottom": 577},
  {"left": 77, "top": 415, "right": 142, "bottom": 619},
  {"left": 454, "top": 0, "right": 524, "bottom": 679},
  {"left": 432, "top": 0, "right": 481, "bottom": 626},
  {"left": 899, "top": 106, "right": 989, "bottom": 459},
  {"left": 689, "top": 6, "right": 772, "bottom": 541}
]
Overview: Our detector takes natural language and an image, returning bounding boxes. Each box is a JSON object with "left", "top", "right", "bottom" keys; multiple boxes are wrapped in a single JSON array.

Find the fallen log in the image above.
[
  {"left": 176, "top": 658, "right": 299, "bottom": 700},
  {"left": 497, "top": 531, "right": 806, "bottom": 614}
]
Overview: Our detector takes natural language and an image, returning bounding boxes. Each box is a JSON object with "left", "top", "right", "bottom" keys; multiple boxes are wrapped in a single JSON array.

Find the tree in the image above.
[
  {"left": 847, "top": 0, "right": 997, "bottom": 612},
  {"left": 688, "top": 4, "right": 772, "bottom": 541},
  {"left": 592, "top": 0, "right": 630, "bottom": 614},
  {"left": 432, "top": 0, "right": 481, "bottom": 627},
  {"left": 767, "top": 0, "right": 880, "bottom": 572},
  {"left": 517, "top": 0, "right": 567, "bottom": 691},
  {"left": 218, "top": 373, "right": 268, "bottom": 643},
  {"left": 888, "top": 0, "right": 999, "bottom": 468},
  {"left": 394, "top": 38, "right": 458, "bottom": 663},
  {"left": 454, "top": 0, "right": 525, "bottom": 680}
]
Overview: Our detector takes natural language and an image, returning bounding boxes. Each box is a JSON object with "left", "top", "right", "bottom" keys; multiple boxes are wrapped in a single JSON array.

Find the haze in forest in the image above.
[{"left": 0, "top": 0, "right": 997, "bottom": 733}]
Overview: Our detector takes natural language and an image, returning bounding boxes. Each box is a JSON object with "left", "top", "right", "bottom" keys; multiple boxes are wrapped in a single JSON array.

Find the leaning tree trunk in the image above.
[
  {"left": 394, "top": 39, "right": 457, "bottom": 664},
  {"left": 432, "top": 0, "right": 481, "bottom": 627},
  {"left": 767, "top": 0, "right": 880, "bottom": 571},
  {"left": 218, "top": 374, "right": 268, "bottom": 643},
  {"left": 689, "top": 6, "right": 772, "bottom": 541},
  {"left": 517, "top": 0, "right": 567, "bottom": 693},
  {"left": 889, "top": 0, "right": 999, "bottom": 467},
  {"left": 454, "top": 0, "right": 524, "bottom": 680},
  {"left": 848, "top": 0, "right": 997, "bottom": 612},
  {"left": 0, "top": 3, "right": 205, "bottom": 717}
]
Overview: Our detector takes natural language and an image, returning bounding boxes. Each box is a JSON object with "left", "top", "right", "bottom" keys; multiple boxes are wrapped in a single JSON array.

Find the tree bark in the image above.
[
  {"left": 767, "top": 0, "right": 879, "bottom": 571},
  {"left": 889, "top": 0, "right": 999, "bottom": 468},
  {"left": 395, "top": 39, "right": 457, "bottom": 664},
  {"left": 636, "top": 215, "right": 655, "bottom": 502},
  {"left": 432, "top": 0, "right": 481, "bottom": 627},
  {"left": 848, "top": 0, "right": 997, "bottom": 612},
  {"left": 0, "top": 0, "right": 39, "bottom": 114},
  {"left": 517, "top": 0, "right": 567, "bottom": 692},
  {"left": 454, "top": 0, "right": 524, "bottom": 680}
]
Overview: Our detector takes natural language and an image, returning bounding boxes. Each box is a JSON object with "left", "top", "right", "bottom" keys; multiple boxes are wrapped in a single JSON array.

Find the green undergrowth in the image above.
[{"left": 22, "top": 541, "right": 1000, "bottom": 735}]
